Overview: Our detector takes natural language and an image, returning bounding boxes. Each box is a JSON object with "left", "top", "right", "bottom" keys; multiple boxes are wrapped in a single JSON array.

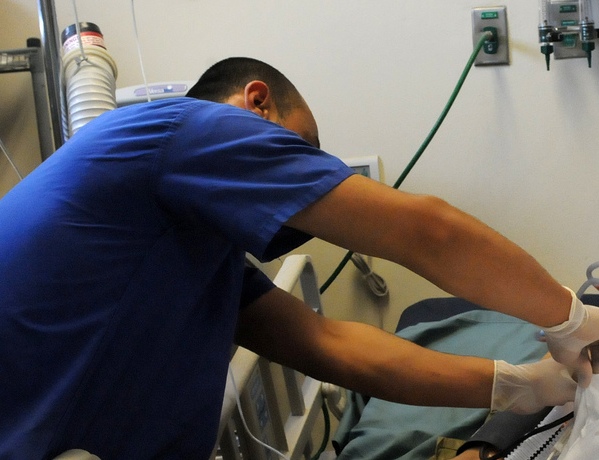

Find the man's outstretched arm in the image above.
[
  {"left": 286, "top": 174, "right": 571, "bottom": 328},
  {"left": 235, "top": 286, "right": 574, "bottom": 411}
]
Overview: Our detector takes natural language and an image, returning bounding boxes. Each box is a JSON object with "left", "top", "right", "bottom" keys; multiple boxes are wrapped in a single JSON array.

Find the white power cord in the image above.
[
  {"left": 350, "top": 253, "right": 389, "bottom": 297},
  {"left": 70, "top": 0, "right": 88, "bottom": 64},
  {"left": 130, "top": 0, "right": 151, "bottom": 103},
  {"left": 226, "top": 367, "right": 291, "bottom": 460},
  {"left": 576, "top": 261, "right": 599, "bottom": 299},
  {"left": 321, "top": 382, "right": 347, "bottom": 421},
  {"left": 0, "top": 137, "right": 23, "bottom": 181}
]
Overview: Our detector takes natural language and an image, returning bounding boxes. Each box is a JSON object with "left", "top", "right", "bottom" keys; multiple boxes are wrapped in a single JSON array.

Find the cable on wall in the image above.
[
  {"left": 0, "top": 137, "right": 24, "bottom": 182},
  {"left": 350, "top": 253, "right": 389, "bottom": 297},
  {"left": 130, "top": 0, "right": 151, "bottom": 103},
  {"left": 319, "top": 31, "right": 494, "bottom": 295}
]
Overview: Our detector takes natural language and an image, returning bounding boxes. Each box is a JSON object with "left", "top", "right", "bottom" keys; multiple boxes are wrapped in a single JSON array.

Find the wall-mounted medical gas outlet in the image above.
[
  {"left": 472, "top": 6, "right": 510, "bottom": 66},
  {"left": 550, "top": 1, "right": 589, "bottom": 60},
  {"left": 538, "top": 0, "right": 599, "bottom": 69}
]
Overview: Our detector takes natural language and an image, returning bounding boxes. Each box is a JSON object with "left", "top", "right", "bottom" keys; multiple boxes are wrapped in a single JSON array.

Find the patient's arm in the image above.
[{"left": 236, "top": 285, "right": 495, "bottom": 408}]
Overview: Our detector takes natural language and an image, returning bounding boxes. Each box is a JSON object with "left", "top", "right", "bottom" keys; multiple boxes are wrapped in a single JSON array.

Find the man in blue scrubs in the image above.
[{"left": 0, "top": 57, "right": 596, "bottom": 459}]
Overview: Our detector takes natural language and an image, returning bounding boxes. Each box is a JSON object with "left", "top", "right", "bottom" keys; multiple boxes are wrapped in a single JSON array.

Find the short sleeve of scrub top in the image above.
[{"left": 155, "top": 99, "right": 355, "bottom": 261}]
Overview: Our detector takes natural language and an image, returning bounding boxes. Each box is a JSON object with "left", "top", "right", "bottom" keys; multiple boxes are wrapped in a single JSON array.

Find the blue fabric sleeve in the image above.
[
  {"left": 156, "top": 101, "right": 354, "bottom": 262},
  {"left": 240, "top": 266, "right": 276, "bottom": 310}
]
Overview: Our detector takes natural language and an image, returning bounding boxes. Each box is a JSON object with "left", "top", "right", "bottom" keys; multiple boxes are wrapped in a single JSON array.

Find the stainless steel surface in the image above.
[{"left": 37, "top": 0, "right": 64, "bottom": 152}]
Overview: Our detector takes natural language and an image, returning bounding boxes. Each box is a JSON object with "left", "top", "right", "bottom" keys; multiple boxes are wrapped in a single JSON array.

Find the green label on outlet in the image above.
[{"left": 481, "top": 11, "right": 499, "bottom": 19}]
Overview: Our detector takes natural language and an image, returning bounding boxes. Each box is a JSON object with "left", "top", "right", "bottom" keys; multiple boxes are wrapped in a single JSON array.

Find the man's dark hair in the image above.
[{"left": 186, "top": 57, "right": 304, "bottom": 118}]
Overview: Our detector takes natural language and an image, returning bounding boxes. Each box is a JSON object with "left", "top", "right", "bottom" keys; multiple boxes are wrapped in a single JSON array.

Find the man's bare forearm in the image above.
[{"left": 236, "top": 287, "right": 495, "bottom": 408}]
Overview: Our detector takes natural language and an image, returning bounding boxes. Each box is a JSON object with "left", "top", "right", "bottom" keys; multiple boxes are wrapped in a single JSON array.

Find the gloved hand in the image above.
[
  {"left": 544, "top": 287, "right": 599, "bottom": 388},
  {"left": 491, "top": 359, "right": 576, "bottom": 414}
]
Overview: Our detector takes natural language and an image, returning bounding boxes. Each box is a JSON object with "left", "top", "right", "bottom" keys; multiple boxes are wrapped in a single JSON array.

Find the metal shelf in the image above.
[{"left": 1, "top": 1, "right": 65, "bottom": 162}]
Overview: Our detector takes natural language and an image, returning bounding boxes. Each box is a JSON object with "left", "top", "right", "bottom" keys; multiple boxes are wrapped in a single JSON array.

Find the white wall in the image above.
[
  {"left": 3, "top": 0, "right": 599, "bottom": 330},
  {"left": 0, "top": 1, "right": 43, "bottom": 193}
]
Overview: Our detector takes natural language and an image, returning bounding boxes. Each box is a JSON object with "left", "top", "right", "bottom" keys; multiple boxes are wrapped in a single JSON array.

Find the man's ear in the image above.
[{"left": 244, "top": 80, "right": 277, "bottom": 120}]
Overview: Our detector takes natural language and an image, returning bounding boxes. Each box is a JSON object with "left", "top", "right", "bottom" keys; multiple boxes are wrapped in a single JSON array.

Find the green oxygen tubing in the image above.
[
  {"left": 310, "top": 32, "right": 495, "bottom": 460},
  {"left": 318, "top": 30, "right": 494, "bottom": 296},
  {"left": 311, "top": 33, "right": 495, "bottom": 460}
]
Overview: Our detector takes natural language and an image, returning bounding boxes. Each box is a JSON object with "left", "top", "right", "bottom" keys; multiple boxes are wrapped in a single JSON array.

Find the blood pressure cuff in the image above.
[{"left": 455, "top": 408, "right": 551, "bottom": 456}]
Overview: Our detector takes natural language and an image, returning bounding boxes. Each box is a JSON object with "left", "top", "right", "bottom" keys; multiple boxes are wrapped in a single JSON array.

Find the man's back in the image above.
[{"left": 0, "top": 97, "right": 352, "bottom": 458}]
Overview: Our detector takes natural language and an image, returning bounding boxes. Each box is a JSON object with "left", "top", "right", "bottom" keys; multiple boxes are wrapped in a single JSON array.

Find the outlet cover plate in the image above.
[{"left": 472, "top": 6, "right": 509, "bottom": 66}]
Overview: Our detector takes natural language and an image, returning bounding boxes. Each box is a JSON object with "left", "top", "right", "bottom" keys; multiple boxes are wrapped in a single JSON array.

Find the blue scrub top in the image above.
[{"left": 0, "top": 98, "right": 353, "bottom": 459}]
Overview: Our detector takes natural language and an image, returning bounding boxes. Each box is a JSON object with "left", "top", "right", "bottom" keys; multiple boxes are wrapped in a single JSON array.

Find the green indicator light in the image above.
[
  {"left": 560, "top": 5, "right": 577, "bottom": 13},
  {"left": 481, "top": 11, "right": 499, "bottom": 19}
]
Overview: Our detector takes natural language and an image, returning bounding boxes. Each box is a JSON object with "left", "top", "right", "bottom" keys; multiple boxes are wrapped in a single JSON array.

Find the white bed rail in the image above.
[{"left": 213, "top": 255, "right": 326, "bottom": 460}]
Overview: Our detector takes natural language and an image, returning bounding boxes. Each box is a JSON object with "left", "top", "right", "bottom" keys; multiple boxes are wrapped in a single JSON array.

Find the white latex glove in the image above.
[
  {"left": 491, "top": 359, "right": 576, "bottom": 414},
  {"left": 544, "top": 287, "right": 599, "bottom": 388}
]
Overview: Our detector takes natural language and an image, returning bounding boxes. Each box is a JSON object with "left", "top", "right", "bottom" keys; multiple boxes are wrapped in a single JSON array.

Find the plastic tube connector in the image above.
[
  {"left": 541, "top": 43, "right": 554, "bottom": 71},
  {"left": 62, "top": 46, "right": 118, "bottom": 137},
  {"left": 583, "top": 41, "right": 595, "bottom": 68}
]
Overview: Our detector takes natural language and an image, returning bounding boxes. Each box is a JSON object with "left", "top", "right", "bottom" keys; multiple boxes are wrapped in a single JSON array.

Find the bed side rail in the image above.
[{"left": 214, "top": 255, "right": 325, "bottom": 460}]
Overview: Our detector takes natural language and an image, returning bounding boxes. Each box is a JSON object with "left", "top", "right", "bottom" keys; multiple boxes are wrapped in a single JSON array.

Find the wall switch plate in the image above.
[{"left": 472, "top": 6, "right": 509, "bottom": 66}]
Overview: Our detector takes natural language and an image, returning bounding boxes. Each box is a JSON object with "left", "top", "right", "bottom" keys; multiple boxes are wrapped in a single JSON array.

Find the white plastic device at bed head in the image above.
[{"left": 115, "top": 81, "right": 196, "bottom": 107}]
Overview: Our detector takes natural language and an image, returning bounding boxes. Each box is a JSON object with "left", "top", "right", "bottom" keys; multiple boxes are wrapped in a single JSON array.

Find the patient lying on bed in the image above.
[{"left": 332, "top": 296, "right": 593, "bottom": 460}]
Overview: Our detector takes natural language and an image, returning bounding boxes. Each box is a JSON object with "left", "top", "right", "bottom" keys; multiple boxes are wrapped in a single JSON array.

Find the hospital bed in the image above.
[
  {"left": 214, "top": 254, "right": 342, "bottom": 460},
  {"left": 332, "top": 293, "right": 599, "bottom": 460},
  {"left": 329, "top": 297, "right": 548, "bottom": 459},
  {"left": 215, "top": 254, "right": 599, "bottom": 460}
]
